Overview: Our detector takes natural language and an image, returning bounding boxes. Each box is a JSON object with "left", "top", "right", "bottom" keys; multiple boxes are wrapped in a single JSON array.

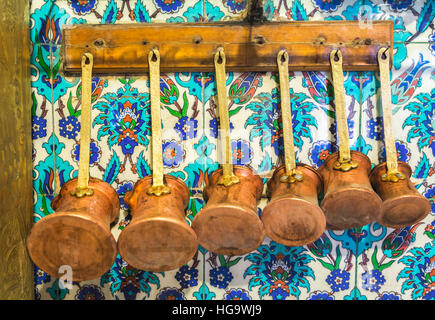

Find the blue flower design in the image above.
[
  {"left": 175, "top": 265, "right": 198, "bottom": 289},
  {"left": 156, "top": 288, "right": 185, "bottom": 300},
  {"left": 93, "top": 82, "right": 151, "bottom": 155},
  {"left": 270, "top": 287, "right": 289, "bottom": 300},
  {"left": 34, "top": 266, "right": 51, "bottom": 285},
  {"left": 210, "top": 118, "right": 234, "bottom": 139},
  {"left": 32, "top": 115, "right": 47, "bottom": 139},
  {"left": 223, "top": 0, "right": 247, "bottom": 13},
  {"left": 386, "top": 0, "right": 414, "bottom": 11},
  {"left": 119, "top": 136, "right": 138, "bottom": 155},
  {"left": 424, "top": 185, "right": 435, "bottom": 215},
  {"left": 380, "top": 141, "right": 411, "bottom": 163},
  {"left": 231, "top": 139, "right": 252, "bottom": 165},
  {"left": 71, "top": 140, "right": 101, "bottom": 166},
  {"left": 326, "top": 269, "right": 350, "bottom": 292},
  {"left": 330, "top": 119, "right": 355, "bottom": 142},
  {"left": 377, "top": 292, "right": 401, "bottom": 300},
  {"left": 153, "top": 0, "right": 184, "bottom": 13},
  {"left": 210, "top": 266, "right": 233, "bottom": 289},
  {"left": 423, "top": 290, "right": 435, "bottom": 300},
  {"left": 362, "top": 269, "right": 386, "bottom": 292},
  {"left": 244, "top": 241, "right": 314, "bottom": 299},
  {"left": 117, "top": 181, "right": 134, "bottom": 209},
  {"left": 308, "top": 291, "right": 334, "bottom": 300},
  {"left": 224, "top": 288, "right": 251, "bottom": 300},
  {"left": 59, "top": 116, "right": 80, "bottom": 139},
  {"left": 68, "top": 0, "right": 97, "bottom": 15},
  {"left": 163, "top": 140, "right": 185, "bottom": 168},
  {"left": 308, "top": 140, "right": 338, "bottom": 168},
  {"left": 100, "top": 255, "right": 161, "bottom": 300},
  {"left": 366, "top": 116, "right": 384, "bottom": 140},
  {"left": 75, "top": 285, "right": 105, "bottom": 300},
  {"left": 312, "top": 0, "right": 344, "bottom": 12},
  {"left": 174, "top": 116, "right": 198, "bottom": 140}
]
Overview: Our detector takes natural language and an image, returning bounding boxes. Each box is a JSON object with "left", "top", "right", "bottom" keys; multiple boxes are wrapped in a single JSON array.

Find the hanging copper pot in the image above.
[
  {"left": 262, "top": 164, "right": 326, "bottom": 246},
  {"left": 370, "top": 162, "right": 430, "bottom": 228},
  {"left": 260, "top": 50, "right": 326, "bottom": 246},
  {"left": 319, "top": 150, "right": 382, "bottom": 230},
  {"left": 368, "top": 48, "right": 431, "bottom": 228},
  {"left": 27, "top": 53, "right": 120, "bottom": 281},
  {"left": 191, "top": 165, "right": 265, "bottom": 255},
  {"left": 117, "top": 49, "right": 198, "bottom": 271},
  {"left": 27, "top": 177, "right": 120, "bottom": 281},
  {"left": 319, "top": 49, "right": 382, "bottom": 230},
  {"left": 117, "top": 174, "right": 197, "bottom": 272},
  {"left": 191, "top": 48, "right": 264, "bottom": 255}
]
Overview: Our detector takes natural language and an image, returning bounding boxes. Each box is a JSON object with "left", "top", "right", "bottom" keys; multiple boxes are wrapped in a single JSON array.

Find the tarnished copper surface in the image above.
[
  {"left": 191, "top": 165, "right": 265, "bottom": 256},
  {"left": 319, "top": 150, "right": 382, "bottom": 230},
  {"left": 262, "top": 164, "right": 326, "bottom": 246},
  {"left": 26, "top": 177, "right": 120, "bottom": 281},
  {"left": 118, "top": 174, "right": 197, "bottom": 272},
  {"left": 370, "top": 161, "right": 431, "bottom": 228}
]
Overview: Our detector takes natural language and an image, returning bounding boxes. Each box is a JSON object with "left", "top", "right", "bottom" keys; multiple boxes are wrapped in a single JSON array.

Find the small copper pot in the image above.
[
  {"left": 118, "top": 174, "right": 198, "bottom": 272},
  {"left": 318, "top": 150, "right": 382, "bottom": 230},
  {"left": 26, "top": 177, "right": 120, "bottom": 281},
  {"left": 370, "top": 161, "right": 431, "bottom": 228},
  {"left": 261, "top": 164, "right": 326, "bottom": 246},
  {"left": 191, "top": 165, "right": 265, "bottom": 256}
]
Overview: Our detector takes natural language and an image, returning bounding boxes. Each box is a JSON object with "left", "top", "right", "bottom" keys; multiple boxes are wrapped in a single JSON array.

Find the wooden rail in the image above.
[{"left": 62, "top": 20, "right": 393, "bottom": 75}]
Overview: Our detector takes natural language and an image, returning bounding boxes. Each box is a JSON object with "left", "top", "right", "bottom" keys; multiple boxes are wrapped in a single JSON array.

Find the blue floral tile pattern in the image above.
[{"left": 30, "top": 0, "right": 434, "bottom": 300}]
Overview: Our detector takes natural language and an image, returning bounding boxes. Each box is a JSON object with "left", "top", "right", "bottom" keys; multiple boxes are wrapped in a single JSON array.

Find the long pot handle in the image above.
[
  {"left": 277, "top": 50, "right": 303, "bottom": 183},
  {"left": 214, "top": 47, "right": 240, "bottom": 187},
  {"left": 330, "top": 49, "right": 358, "bottom": 172},
  {"left": 71, "top": 53, "right": 94, "bottom": 197},
  {"left": 377, "top": 47, "right": 406, "bottom": 182},
  {"left": 147, "top": 48, "right": 171, "bottom": 196}
]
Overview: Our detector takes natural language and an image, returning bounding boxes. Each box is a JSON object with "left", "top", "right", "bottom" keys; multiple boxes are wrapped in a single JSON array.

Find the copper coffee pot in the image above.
[
  {"left": 191, "top": 48, "right": 265, "bottom": 255},
  {"left": 192, "top": 165, "right": 264, "bottom": 255},
  {"left": 263, "top": 164, "right": 326, "bottom": 245},
  {"left": 27, "top": 177, "right": 120, "bottom": 281},
  {"left": 118, "top": 174, "right": 197, "bottom": 272},
  {"left": 27, "top": 53, "right": 120, "bottom": 281},
  {"left": 319, "top": 50, "right": 382, "bottom": 230},
  {"left": 261, "top": 50, "right": 326, "bottom": 246},
  {"left": 369, "top": 48, "right": 430, "bottom": 228},
  {"left": 117, "top": 49, "right": 198, "bottom": 271}
]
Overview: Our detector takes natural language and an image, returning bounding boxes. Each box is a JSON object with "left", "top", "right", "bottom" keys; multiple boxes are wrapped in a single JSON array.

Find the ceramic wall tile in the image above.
[
  {"left": 50, "top": 0, "right": 245, "bottom": 24},
  {"left": 362, "top": 0, "right": 435, "bottom": 44},
  {"left": 262, "top": 0, "right": 366, "bottom": 21},
  {"left": 29, "top": 0, "right": 435, "bottom": 300}
]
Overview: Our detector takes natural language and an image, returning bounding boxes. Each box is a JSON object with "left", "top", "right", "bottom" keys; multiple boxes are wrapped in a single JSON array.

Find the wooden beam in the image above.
[
  {"left": 0, "top": 0, "right": 34, "bottom": 299},
  {"left": 62, "top": 20, "right": 393, "bottom": 75}
]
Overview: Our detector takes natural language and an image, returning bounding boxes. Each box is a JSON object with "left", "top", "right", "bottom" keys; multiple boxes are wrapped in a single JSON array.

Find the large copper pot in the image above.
[
  {"left": 318, "top": 150, "right": 382, "bottom": 230},
  {"left": 370, "top": 161, "right": 431, "bottom": 228},
  {"left": 117, "top": 174, "right": 198, "bottom": 272},
  {"left": 261, "top": 164, "right": 326, "bottom": 246},
  {"left": 191, "top": 165, "right": 265, "bottom": 256},
  {"left": 26, "top": 177, "right": 120, "bottom": 281}
]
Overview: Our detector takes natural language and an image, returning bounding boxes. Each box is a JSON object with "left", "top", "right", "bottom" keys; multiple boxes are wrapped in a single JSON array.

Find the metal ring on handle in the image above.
[
  {"left": 277, "top": 50, "right": 303, "bottom": 183},
  {"left": 377, "top": 47, "right": 406, "bottom": 183},
  {"left": 147, "top": 48, "right": 171, "bottom": 196},
  {"left": 214, "top": 47, "right": 240, "bottom": 187},
  {"left": 71, "top": 53, "right": 94, "bottom": 198},
  {"left": 329, "top": 49, "right": 358, "bottom": 172}
]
